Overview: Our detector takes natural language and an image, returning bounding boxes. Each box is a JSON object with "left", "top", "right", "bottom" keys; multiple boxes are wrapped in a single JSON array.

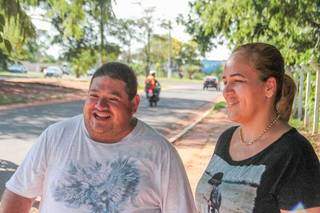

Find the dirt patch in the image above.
[
  {"left": 0, "top": 78, "right": 88, "bottom": 111},
  {"left": 174, "top": 109, "right": 235, "bottom": 194}
]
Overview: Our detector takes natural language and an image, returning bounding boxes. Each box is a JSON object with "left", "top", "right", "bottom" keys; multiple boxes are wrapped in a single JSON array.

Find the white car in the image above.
[{"left": 44, "top": 66, "right": 63, "bottom": 77}]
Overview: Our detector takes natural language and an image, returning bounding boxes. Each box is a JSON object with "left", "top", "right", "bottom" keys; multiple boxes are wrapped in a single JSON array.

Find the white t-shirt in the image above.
[{"left": 6, "top": 115, "right": 196, "bottom": 213}]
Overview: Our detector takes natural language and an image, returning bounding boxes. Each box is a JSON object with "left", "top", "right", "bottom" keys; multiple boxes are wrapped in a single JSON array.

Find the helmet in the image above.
[{"left": 150, "top": 70, "right": 156, "bottom": 75}]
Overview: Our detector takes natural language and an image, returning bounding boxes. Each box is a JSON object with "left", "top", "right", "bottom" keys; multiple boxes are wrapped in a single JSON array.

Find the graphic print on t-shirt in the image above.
[
  {"left": 51, "top": 158, "right": 140, "bottom": 212},
  {"left": 196, "top": 155, "right": 266, "bottom": 213}
]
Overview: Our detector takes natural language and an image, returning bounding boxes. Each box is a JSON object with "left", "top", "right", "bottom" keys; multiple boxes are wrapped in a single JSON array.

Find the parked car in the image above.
[
  {"left": 203, "top": 76, "right": 220, "bottom": 90},
  {"left": 61, "top": 65, "right": 71, "bottom": 75},
  {"left": 44, "top": 66, "right": 63, "bottom": 77},
  {"left": 7, "top": 64, "right": 28, "bottom": 73}
]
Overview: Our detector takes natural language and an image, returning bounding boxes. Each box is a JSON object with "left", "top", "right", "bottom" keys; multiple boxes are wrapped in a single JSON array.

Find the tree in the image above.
[
  {"left": 176, "top": 40, "right": 201, "bottom": 79},
  {"left": 0, "top": 0, "right": 37, "bottom": 68},
  {"left": 86, "top": 0, "right": 115, "bottom": 64},
  {"left": 136, "top": 7, "right": 155, "bottom": 76},
  {"left": 114, "top": 18, "right": 139, "bottom": 64},
  {"left": 42, "top": 0, "right": 120, "bottom": 77},
  {"left": 160, "top": 19, "right": 173, "bottom": 77},
  {"left": 0, "top": 0, "right": 36, "bottom": 52},
  {"left": 182, "top": 0, "right": 320, "bottom": 64}
]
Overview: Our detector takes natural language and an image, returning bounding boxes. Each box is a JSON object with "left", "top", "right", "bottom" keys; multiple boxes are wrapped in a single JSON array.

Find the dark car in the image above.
[
  {"left": 7, "top": 64, "right": 28, "bottom": 73},
  {"left": 203, "top": 76, "right": 219, "bottom": 90}
]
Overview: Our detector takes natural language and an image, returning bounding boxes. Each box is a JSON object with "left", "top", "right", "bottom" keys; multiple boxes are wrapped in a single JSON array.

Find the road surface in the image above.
[{"left": 0, "top": 83, "right": 220, "bottom": 195}]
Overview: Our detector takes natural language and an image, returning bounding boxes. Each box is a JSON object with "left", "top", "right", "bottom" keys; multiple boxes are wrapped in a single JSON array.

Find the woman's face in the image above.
[{"left": 222, "top": 54, "right": 270, "bottom": 124}]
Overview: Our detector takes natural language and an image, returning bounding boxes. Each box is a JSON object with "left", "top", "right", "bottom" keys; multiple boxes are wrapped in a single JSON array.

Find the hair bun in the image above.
[{"left": 276, "top": 74, "right": 296, "bottom": 121}]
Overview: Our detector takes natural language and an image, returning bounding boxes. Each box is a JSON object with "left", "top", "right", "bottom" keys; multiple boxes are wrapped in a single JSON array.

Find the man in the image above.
[
  {"left": 0, "top": 62, "right": 196, "bottom": 212},
  {"left": 145, "top": 70, "right": 157, "bottom": 96}
]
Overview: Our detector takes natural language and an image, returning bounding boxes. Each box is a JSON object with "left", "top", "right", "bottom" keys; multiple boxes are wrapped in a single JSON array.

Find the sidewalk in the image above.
[{"left": 174, "top": 109, "right": 234, "bottom": 194}]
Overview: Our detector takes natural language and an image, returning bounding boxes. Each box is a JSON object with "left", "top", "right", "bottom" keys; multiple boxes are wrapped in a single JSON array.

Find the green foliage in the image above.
[
  {"left": 129, "top": 63, "right": 145, "bottom": 76},
  {"left": 0, "top": 0, "right": 37, "bottom": 65},
  {"left": 183, "top": 0, "right": 320, "bottom": 64},
  {"left": 182, "top": 64, "right": 201, "bottom": 79},
  {"left": 0, "top": 94, "right": 26, "bottom": 105},
  {"left": 289, "top": 117, "right": 305, "bottom": 130},
  {"left": 70, "top": 48, "right": 98, "bottom": 78},
  {"left": 213, "top": 101, "right": 226, "bottom": 110}
]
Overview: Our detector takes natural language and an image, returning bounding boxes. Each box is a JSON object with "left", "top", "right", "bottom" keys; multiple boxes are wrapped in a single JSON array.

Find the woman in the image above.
[{"left": 195, "top": 43, "right": 320, "bottom": 213}]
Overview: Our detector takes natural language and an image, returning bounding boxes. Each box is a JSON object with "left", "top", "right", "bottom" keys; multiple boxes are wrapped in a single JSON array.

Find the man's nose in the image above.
[{"left": 95, "top": 98, "right": 109, "bottom": 111}]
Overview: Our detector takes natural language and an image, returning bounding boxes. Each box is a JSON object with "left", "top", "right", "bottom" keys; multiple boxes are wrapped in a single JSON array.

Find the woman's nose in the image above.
[
  {"left": 95, "top": 98, "right": 108, "bottom": 111},
  {"left": 223, "top": 82, "right": 233, "bottom": 95}
]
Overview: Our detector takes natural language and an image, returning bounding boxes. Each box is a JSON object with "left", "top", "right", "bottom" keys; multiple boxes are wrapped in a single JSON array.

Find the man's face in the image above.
[{"left": 83, "top": 76, "right": 140, "bottom": 143}]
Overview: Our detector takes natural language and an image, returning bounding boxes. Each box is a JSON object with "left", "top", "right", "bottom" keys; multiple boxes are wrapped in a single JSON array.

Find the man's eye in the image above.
[
  {"left": 89, "top": 94, "right": 98, "bottom": 98},
  {"left": 110, "top": 98, "right": 119, "bottom": 101}
]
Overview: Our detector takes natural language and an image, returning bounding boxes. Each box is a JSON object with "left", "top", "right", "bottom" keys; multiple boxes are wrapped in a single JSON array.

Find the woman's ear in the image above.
[{"left": 264, "top": 77, "right": 277, "bottom": 98}]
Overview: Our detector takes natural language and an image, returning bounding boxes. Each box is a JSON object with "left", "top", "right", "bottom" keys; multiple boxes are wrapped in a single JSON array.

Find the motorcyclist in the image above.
[
  {"left": 145, "top": 70, "right": 156, "bottom": 98},
  {"left": 145, "top": 70, "right": 161, "bottom": 107}
]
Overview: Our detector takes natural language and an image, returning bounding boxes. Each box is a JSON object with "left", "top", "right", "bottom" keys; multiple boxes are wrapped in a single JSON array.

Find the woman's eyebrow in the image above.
[{"left": 222, "top": 72, "right": 246, "bottom": 79}]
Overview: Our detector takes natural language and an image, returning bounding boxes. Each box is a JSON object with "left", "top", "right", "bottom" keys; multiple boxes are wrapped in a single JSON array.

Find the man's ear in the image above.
[
  {"left": 265, "top": 77, "right": 277, "bottom": 98},
  {"left": 131, "top": 95, "right": 140, "bottom": 113}
]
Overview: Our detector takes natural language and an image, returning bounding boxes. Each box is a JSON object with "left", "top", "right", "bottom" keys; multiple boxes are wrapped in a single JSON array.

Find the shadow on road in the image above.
[
  {"left": 0, "top": 95, "right": 214, "bottom": 141},
  {"left": 0, "top": 101, "right": 84, "bottom": 140},
  {"left": 138, "top": 96, "right": 213, "bottom": 138},
  {"left": 0, "top": 159, "right": 18, "bottom": 196}
]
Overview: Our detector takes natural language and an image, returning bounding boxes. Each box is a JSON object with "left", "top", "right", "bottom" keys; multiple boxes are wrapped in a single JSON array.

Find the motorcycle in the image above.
[{"left": 145, "top": 81, "right": 161, "bottom": 107}]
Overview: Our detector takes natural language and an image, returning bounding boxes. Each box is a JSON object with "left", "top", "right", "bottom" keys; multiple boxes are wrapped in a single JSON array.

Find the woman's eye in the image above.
[{"left": 234, "top": 79, "right": 245, "bottom": 83}]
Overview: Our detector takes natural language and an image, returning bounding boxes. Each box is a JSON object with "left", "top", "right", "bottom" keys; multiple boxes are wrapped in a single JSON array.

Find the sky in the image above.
[
  {"left": 31, "top": 0, "right": 231, "bottom": 60},
  {"left": 113, "top": 0, "right": 231, "bottom": 60}
]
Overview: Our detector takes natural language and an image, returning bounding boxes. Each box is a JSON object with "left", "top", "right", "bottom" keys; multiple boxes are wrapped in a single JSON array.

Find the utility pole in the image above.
[
  {"left": 161, "top": 19, "right": 173, "bottom": 78},
  {"left": 167, "top": 20, "right": 172, "bottom": 78}
]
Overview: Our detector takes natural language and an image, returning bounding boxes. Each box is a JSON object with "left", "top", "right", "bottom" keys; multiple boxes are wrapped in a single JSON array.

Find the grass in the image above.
[
  {"left": 0, "top": 71, "right": 44, "bottom": 78},
  {"left": 289, "top": 118, "right": 305, "bottom": 130},
  {"left": 0, "top": 94, "right": 27, "bottom": 105},
  {"left": 213, "top": 101, "right": 226, "bottom": 110}
]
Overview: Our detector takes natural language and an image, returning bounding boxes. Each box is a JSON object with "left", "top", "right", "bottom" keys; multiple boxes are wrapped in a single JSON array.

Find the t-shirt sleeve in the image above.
[
  {"left": 277, "top": 141, "right": 320, "bottom": 210},
  {"left": 5, "top": 129, "right": 50, "bottom": 198},
  {"left": 160, "top": 144, "right": 197, "bottom": 213}
]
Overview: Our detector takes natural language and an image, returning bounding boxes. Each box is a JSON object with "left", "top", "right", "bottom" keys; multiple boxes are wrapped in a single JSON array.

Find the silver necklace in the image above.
[{"left": 239, "top": 114, "right": 281, "bottom": 145}]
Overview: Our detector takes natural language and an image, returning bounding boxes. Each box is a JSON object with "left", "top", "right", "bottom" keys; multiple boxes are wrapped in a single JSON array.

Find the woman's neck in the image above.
[{"left": 240, "top": 110, "right": 280, "bottom": 142}]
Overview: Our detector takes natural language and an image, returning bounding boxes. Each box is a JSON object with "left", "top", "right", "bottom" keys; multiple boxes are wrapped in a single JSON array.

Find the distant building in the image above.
[{"left": 201, "top": 60, "right": 225, "bottom": 74}]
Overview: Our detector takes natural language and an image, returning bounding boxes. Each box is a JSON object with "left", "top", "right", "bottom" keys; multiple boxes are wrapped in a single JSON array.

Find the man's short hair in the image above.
[{"left": 91, "top": 62, "right": 138, "bottom": 100}]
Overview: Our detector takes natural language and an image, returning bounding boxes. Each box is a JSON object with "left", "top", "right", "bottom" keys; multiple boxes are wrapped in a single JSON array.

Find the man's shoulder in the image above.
[
  {"left": 47, "top": 114, "right": 83, "bottom": 133},
  {"left": 136, "top": 119, "right": 172, "bottom": 148}
]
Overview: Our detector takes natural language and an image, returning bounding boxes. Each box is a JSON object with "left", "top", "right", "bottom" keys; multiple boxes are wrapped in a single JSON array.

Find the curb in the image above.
[
  {"left": 0, "top": 96, "right": 86, "bottom": 112},
  {"left": 169, "top": 107, "right": 213, "bottom": 144}
]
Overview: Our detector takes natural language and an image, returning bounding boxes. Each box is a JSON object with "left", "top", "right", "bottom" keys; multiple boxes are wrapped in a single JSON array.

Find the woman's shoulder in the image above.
[
  {"left": 277, "top": 128, "right": 317, "bottom": 158},
  {"left": 218, "top": 126, "right": 238, "bottom": 142},
  {"left": 215, "top": 126, "right": 238, "bottom": 151}
]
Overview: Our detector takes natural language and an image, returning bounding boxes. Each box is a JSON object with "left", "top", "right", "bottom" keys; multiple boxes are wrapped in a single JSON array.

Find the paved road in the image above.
[{"left": 0, "top": 83, "right": 220, "bottom": 195}]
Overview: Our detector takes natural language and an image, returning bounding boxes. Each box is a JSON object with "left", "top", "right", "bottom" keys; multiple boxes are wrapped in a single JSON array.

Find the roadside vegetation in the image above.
[{"left": 0, "top": 80, "right": 86, "bottom": 107}]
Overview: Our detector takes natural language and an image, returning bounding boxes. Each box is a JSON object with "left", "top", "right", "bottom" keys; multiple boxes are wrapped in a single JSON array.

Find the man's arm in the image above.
[
  {"left": 0, "top": 189, "right": 34, "bottom": 213},
  {"left": 160, "top": 146, "right": 197, "bottom": 213}
]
